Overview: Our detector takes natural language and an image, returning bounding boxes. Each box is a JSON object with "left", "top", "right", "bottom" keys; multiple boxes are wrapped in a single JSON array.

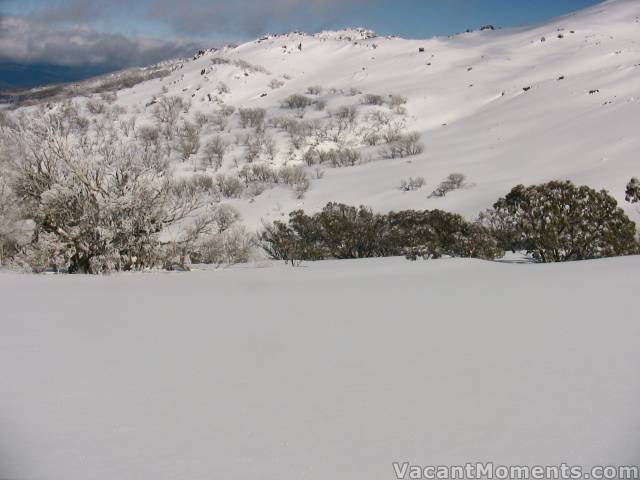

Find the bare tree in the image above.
[
  {"left": 176, "top": 121, "right": 201, "bottom": 163},
  {"left": 201, "top": 136, "right": 228, "bottom": 170},
  {"left": 238, "top": 108, "right": 266, "bottom": 128}
]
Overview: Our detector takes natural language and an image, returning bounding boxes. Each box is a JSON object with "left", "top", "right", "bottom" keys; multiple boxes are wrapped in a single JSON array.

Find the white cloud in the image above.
[{"left": 0, "top": 15, "right": 203, "bottom": 67}]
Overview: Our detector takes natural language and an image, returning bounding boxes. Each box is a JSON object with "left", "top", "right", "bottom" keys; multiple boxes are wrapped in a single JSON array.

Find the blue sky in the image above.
[{"left": 0, "top": 0, "right": 605, "bottom": 67}]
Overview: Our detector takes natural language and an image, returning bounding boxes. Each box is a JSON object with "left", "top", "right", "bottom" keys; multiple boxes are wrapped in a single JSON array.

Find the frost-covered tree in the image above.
[
  {"left": 176, "top": 121, "right": 201, "bottom": 162},
  {"left": 281, "top": 94, "right": 314, "bottom": 110},
  {"left": 6, "top": 114, "right": 214, "bottom": 273},
  {"left": 0, "top": 176, "right": 27, "bottom": 265},
  {"left": 153, "top": 96, "right": 189, "bottom": 139},
  {"left": 201, "top": 136, "right": 228, "bottom": 170},
  {"left": 399, "top": 176, "right": 425, "bottom": 192},
  {"left": 238, "top": 108, "right": 266, "bottom": 128}
]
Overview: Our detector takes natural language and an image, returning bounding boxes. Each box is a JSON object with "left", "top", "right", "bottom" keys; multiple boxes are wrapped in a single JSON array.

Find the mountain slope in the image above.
[{"left": 21, "top": 0, "right": 640, "bottom": 228}]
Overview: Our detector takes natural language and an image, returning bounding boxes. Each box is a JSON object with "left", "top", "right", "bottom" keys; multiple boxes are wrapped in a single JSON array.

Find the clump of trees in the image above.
[
  {"left": 399, "top": 176, "right": 425, "bottom": 191},
  {"left": 0, "top": 113, "right": 251, "bottom": 273},
  {"left": 238, "top": 108, "right": 266, "bottom": 128},
  {"left": 479, "top": 180, "right": 638, "bottom": 262},
  {"left": 201, "top": 136, "right": 228, "bottom": 170},
  {"left": 281, "top": 94, "right": 314, "bottom": 110},
  {"left": 382, "top": 132, "right": 424, "bottom": 159},
  {"left": 361, "top": 94, "right": 386, "bottom": 106},
  {"left": 261, "top": 181, "right": 639, "bottom": 265},
  {"left": 259, "top": 203, "right": 502, "bottom": 263}
]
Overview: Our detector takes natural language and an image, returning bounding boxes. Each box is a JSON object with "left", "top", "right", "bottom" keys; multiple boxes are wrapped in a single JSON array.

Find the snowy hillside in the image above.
[{"left": 51, "top": 0, "right": 640, "bottom": 229}]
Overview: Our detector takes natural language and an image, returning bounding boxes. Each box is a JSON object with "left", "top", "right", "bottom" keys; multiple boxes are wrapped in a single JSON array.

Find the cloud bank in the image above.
[
  {"left": 0, "top": 0, "right": 368, "bottom": 69},
  {"left": 0, "top": 15, "right": 202, "bottom": 68}
]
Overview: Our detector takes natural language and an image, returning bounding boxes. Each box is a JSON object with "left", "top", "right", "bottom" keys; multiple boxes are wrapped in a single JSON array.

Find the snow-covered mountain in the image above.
[{"left": 76, "top": 0, "right": 640, "bottom": 229}]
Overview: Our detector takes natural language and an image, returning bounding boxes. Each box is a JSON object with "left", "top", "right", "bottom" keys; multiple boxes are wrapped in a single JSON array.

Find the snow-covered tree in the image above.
[{"left": 6, "top": 113, "right": 214, "bottom": 273}]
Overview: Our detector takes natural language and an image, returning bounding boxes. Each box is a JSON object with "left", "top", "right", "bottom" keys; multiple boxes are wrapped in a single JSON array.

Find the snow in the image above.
[
  {"left": 2, "top": 1, "right": 640, "bottom": 477},
  {"left": 1, "top": 256, "right": 639, "bottom": 479},
  {"left": 86, "top": 0, "right": 640, "bottom": 229}
]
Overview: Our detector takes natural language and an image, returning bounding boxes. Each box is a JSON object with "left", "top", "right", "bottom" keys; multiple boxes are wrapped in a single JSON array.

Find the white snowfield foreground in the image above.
[
  {"left": 98, "top": 0, "right": 640, "bottom": 227},
  {"left": 1, "top": 256, "right": 639, "bottom": 479}
]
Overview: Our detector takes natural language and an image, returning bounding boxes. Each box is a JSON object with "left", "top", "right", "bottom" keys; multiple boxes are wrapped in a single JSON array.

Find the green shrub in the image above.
[
  {"left": 259, "top": 204, "right": 502, "bottom": 263},
  {"left": 481, "top": 181, "right": 638, "bottom": 262},
  {"left": 626, "top": 177, "right": 640, "bottom": 203}
]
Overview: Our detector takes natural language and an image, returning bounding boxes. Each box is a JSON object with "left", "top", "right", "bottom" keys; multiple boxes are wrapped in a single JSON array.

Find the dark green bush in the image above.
[
  {"left": 626, "top": 177, "right": 640, "bottom": 203},
  {"left": 480, "top": 180, "right": 638, "bottom": 262},
  {"left": 259, "top": 203, "right": 502, "bottom": 263}
]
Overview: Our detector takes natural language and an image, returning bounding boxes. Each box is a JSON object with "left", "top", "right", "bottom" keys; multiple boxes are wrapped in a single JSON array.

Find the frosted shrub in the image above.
[
  {"left": 6, "top": 114, "right": 215, "bottom": 273},
  {"left": 238, "top": 108, "right": 266, "bottom": 128},
  {"left": 292, "top": 176, "right": 311, "bottom": 199},
  {"left": 335, "top": 105, "right": 359, "bottom": 123},
  {"left": 0, "top": 177, "right": 26, "bottom": 265},
  {"left": 429, "top": 173, "right": 467, "bottom": 198},
  {"left": 211, "top": 204, "right": 242, "bottom": 233},
  {"left": 185, "top": 174, "right": 217, "bottom": 194},
  {"left": 211, "top": 57, "right": 230, "bottom": 65},
  {"left": 281, "top": 94, "right": 314, "bottom": 110},
  {"left": 194, "top": 111, "right": 210, "bottom": 128},
  {"left": 303, "top": 148, "right": 319, "bottom": 166},
  {"left": 195, "top": 225, "right": 255, "bottom": 266},
  {"left": 382, "top": 123, "right": 405, "bottom": 144},
  {"left": 239, "top": 163, "right": 278, "bottom": 185},
  {"left": 362, "top": 93, "right": 385, "bottom": 106},
  {"left": 153, "top": 96, "right": 188, "bottom": 126},
  {"left": 176, "top": 121, "right": 201, "bottom": 161},
  {"left": 153, "top": 96, "right": 189, "bottom": 139},
  {"left": 137, "top": 125, "right": 161, "bottom": 149},
  {"left": 382, "top": 132, "right": 424, "bottom": 159},
  {"left": 118, "top": 116, "right": 136, "bottom": 137},
  {"left": 278, "top": 165, "right": 311, "bottom": 199},
  {"left": 201, "top": 136, "right": 228, "bottom": 170},
  {"left": 399, "top": 176, "right": 426, "bottom": 192},
  {"left": 85, "top": 99, "right": 107, "bottom": 115},
  {"left": 307, "top": 85, "right": 323, "bottom": 95},
  {"left": 215, "top": 174, "right": 245, "bottom": 198},
  {"left": 233, "top": 59, "right": 270, "bottom": 75},
  {"left": 388, "top": 95, "right": 408, "bottom": 108},
  {"left": 269, "top": 79, "right": 285, "bottom": 89},
  {"left": 363, "top": 131, "right": 382, "bottom": 146},
  {"left": 317, "top": 148, "right": 361, "bottom": 167}
]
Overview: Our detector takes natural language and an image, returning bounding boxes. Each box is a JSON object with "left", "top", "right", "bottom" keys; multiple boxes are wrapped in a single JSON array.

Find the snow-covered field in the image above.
[{"left": 1, "top": 256, "right": 640, "bottom": 479}]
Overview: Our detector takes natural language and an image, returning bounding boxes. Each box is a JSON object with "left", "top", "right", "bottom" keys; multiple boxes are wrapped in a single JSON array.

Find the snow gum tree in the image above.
[
  {"left": 482, "top": 180, "right": 638, "bottom": 262},
  {"left": 5, "top": 113, "right": 214, "bottom": 273}
]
